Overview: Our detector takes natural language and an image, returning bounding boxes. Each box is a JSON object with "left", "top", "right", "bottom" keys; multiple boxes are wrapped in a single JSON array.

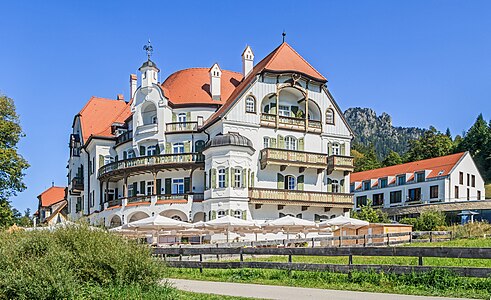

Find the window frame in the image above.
[
  {"left": 245, "top": 96, "right": 256, "bottom": 113},
  {"left": 146, "top": 145, "right": 157, "bottom": 156},
  {"left": 326, "top": 108, "right": 335, "bottom": 125},
  {"left": 284, "top": 136, "right": 297, "bottom": 150},
  {"left": 172, "top": 178, "right": 185, "bottom": 194},
  {"left": 278, "top": 105, "right": 290, "bottom": 117},
  {"left": 218, "top": 168, "right": 226, "bottom": 189},
  {"left": 430, "top": 185, "right": 439, "bottom": 199},
  {"left": 146, "top": 181, "right": 154, "bottom": 195},
  {"left": 234, "top": 168, "right": 242, "bottom": 188},
  {"left": 390, "top": 190, "right": 402, "bottom": 204},
  {"left": 178, "top": 113, "right": 187, "bottom": 123},
  {"left": 285, "top": 175, "right": 296, "bottom": 190},
  {"left": 173, "top": 142, "right": 184, "bottom": 154},
  {"left": 332, "top": 143, "right": 340, "bottom": 155}
]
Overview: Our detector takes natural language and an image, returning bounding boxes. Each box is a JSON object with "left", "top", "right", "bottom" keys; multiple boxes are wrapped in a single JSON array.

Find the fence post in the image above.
[
  {"left": 430, "top": 231, "right": 433, "bottom": 243},
  {"left": 339, "top": 236, "right": 342, "bottom": 247},
  {"left": 311, "top": 237, "right": 315, "bottom": 248},
  {"left": 409, "top": 232, "right": 412, "bottom": 244},
  {"left": 216, "top": 244, "right": 220, "bottom": 261},
  {"left": 199, "top": 254, "right": 203, "bottom": 273},
  {"left": 386, "top": 233, "right": 390, "bottom": 246},
  {"left": 363, "top": 234, "right": 366, "bottom": 247},
  {"left": 179, "top": 245, "right": 182, "bottom": 261},
  {"left": 164, "top": 254, "right": 167, "bottom": 262},
  {"left": 418, "top": 256, "right": 423, "bottom": 266},
  {"left": 348, "top": 254, "right": 353, "bottom": 265},
  {"left": 240, "top": 248, "right": 244, "bottom": 264},
  {"left": 288, "top": 254, "right": 292, "bottom": 277}
]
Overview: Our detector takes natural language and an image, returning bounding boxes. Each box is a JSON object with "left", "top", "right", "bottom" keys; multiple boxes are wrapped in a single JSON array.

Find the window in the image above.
[
  {"left": 245, "top": 96, "right": 256, "bottom": 113},
  {"left": 151, "top": 115, "right": 157, "bottom": 124},
  {"left": 263, "top": 137, "right": 270, "bottom": 149},
  {"left": 234, "top": 168, "right": 242, "bottom": 188},
  {"left": 478, "top": 190, "right": 482, "bottom": 200},
  {"left": 467, "top": 188, "right": 470, "bottom": 200},
  {"left": 173, "top": 143, "right": 184, "bottom": 154},
  {"left": 363, "top": 181, "right": 371, "bottom": 191},
  {"left": 350, "top": 183, "right": 355, "bottom": 193},
  {"left": 128, "top": 184, "right": 134, "bottom": 197},
  {"left": 285, "top": 136, "right": 297, "bottom": 150},
  {"left": 373, "top": 193, "right": 384, "bottom": 206},
  {"left": 472, "top": 175, "right": 476, "bottom": 187},
  {"left": 397, "top": 175, "right": 406, "bottom": 185},
  {"left": 356, "top": 196, "right": 367, "bottom": 208},
  {"left": 217, "top": 210, "right": 226, "bottom": 218},
  {"left": 459, "top": 172, "right": 464, "bottom": 184},
  {"left": 332, "top": 143, "right": 340, "bottom": 155},
  {"left": 146, "top": 145, "right": 157, "bottom": 156},
  {"left": 127, "top": 150, "right": 135, "bottom": 159},
  {"left": 416, "top": 172, "right": 425, "bottom": 183},
  {"left": 218, "top": 168, "right": 226, "bottom": 188},
  {"left": 430, "top": 185, "right": 439, "bottom": 199},
  {"left": 146, "top": 181, "right": 154, "bottom": 195},
  {"left": 331, "top": 180, "right": 340, "bottom": 193},
  {"left": 234, "top": 210, "right": 242, "bottom": 219},
  {"left": 455, "top": 186, "right": 459, "bottom": 199},
  {"left": 285, "top": 175, "right": 296, "bottom": 190},
  {"left": 390, "top": 191, "right": 402, "bottom": 204},
  {"left": 467, "top": 174, "right": 470, "bottom": 186},
  {"left": 172, "top": 178, "right": 184, "bottom": 194},
  {"left": 178, "top": 113, "right": 187, "bottom": 123},
  {"left": 326, "top": 108, "right": 335, "bottom": 124},
  {"left": 278, "top": 105, "right": 290, "bottom": 117},
  {"left": 408, "top": 188, "right": 421, "bottom": 202},
  {"left": 379, "top": 178, "right": 388, "bottom": 188}
]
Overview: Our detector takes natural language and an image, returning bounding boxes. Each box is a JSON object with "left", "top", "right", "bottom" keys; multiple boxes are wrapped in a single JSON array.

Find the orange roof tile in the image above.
[
  {"left": 38, "top": 186, "right": 66, "bottom": 207},
  {"left": 161, "top": 68, "right": 243, "bottom": 105},
  {"left": 78, "top": 97, "right": 129, "bottom": 142},
  {"left": 351, "top": 152, "right": 466, "bottom": 183}
]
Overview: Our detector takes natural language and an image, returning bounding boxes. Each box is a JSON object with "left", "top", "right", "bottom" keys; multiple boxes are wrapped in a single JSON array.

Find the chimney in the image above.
[
  {"left": 242, "top": 45, "right": 254, "bottom": 77},
  {"left": 209, "top": 63, "right": 221, "bottom": 100},
  {"left": 117, "top": 94, "right": 124, "bottom": 101},
  {"left": 130, "top": 74, "right": 137, "bottom": 98}
]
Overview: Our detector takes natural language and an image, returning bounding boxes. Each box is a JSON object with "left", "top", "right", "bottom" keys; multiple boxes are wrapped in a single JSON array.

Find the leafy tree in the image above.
[
  {"left": 14, "top": 208, "right": 32, "bottom": 227},
  {"left": 352, "top": 200, "right": 390, "bottom": 223},
  {"left": 400, "top": 211, "right": 446, "bottom": 231},
  {"left": 405, "top": 126, "right": 454, "bottom": 162},
  {"left": 0, "top": 95, "right": 29, "bottom": 228},
  {"left": 352, "top": 143, "right": 381, "bottom": 172},
  {"left": 382, "top": 150, "right": 403, "bottom": 167},
  {"left": 445, "top": 127, "right": 452, "bottom": 138}
]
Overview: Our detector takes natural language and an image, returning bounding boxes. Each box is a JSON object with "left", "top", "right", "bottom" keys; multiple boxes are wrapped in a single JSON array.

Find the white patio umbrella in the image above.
[
  {"left": 122, "top": 215, "right": 192, "bottom": 231},
  {"left": 263, "top": 216, "right": 317, "bottom": 240},
  {"left": 319, "top": 216, "right": 368, "bottom": 229},
  {"left": 204, "top": 215, "right": 259, "bottom": 242}
]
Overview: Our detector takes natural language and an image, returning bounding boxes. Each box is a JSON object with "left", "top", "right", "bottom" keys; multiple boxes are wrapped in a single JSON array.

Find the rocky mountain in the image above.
[{"left": 343, "top": 107, "right": 425, "bottom": 159}]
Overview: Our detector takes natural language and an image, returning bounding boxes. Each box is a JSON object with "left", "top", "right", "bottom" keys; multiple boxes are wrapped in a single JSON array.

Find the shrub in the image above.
[
  {"left": 400, "top": 211, "right": 446, "bottom": 231},
  {"left": 448, "top": 221, "right": 491, "bottom": 239},
  {"left": 0, "top": 226, "right": 167, "bottom": 300}
]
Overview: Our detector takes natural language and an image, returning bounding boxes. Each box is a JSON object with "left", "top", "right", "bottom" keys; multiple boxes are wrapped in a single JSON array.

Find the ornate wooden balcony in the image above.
[
  {"left": 107, "top": 199, "right": 122, "bottom": 208},
  {"left": 249, "top": 188, "right": 353, "bottom": 208},
  {"left": 98, "top": 153, "right": 204, "bottom": 181},
  {"left": 260, "top": 148, "right": 327, "bottom": 171},
  {"left": 70, "top": 177, "right": 84, "bottom": 193},
  {"left": 327, "top": 155, "right": 354, "bottom": 174},
  {"left": 260, "top": 113, "right": 322, "bottom": 133},
  {"left": 166, "top": 122, "right": 198, "bottom": 133}
]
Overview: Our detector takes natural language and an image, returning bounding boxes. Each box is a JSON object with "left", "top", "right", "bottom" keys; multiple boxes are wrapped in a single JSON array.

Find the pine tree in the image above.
[
  {"left": 405, "top": 126, "right": 454, "bottom": 162},
  {"left": 382, "top": 150, "right": 403, "bottom": 167}
]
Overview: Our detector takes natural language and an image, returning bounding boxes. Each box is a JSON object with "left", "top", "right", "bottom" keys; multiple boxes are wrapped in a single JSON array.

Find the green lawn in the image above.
[
  {"left": 486, "top": 183, "right": 491, "bottom": 199},
  {"left": 163, "top": 238, "right": 491, "bottom": 299}
]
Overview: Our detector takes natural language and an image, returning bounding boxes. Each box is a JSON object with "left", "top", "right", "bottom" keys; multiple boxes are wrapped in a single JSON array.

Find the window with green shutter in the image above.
[
  {"left": 327, "top": 178, "right": 332, "bottom": 193},
  {"left": 277, "top": 173, "right": 285, "bottom": 189},
  {"left": 186, "top": 112, "right": 191, "bottom": 121},
  {"left": 140, "top": 181, "right": 145, "bottom": 195},
  {"left": 211, "top": 169, "right": 217, "bottom": 188},
  {"left": 165, "top": 142, "right": 171, "bottom": 154},
  {"left": 115, "top": 155, "right": 118, "bottom": 162},
  {"left": 204, "top": 171, "right": 207, "bottom": 190},
  {"left": 165, "top": 178, "right": 171, "bottom": 194},
  {"left": 270, "top": 137, "right": 277, "bottom": 148},
  {"left": 250, "top": 172, "right": 255, "bottom": 187},
  {"left": 211, "top": 210, "right": 217, "bottom": 220},
  {"left": 139, "top": 146, "right": 146, "bottom": 157},
  {"left": 297, "top": 175, "right": 304, "bottom": 191},
  {"left": 327, "top": 142, "right": 332, "bottom": 156},
  {"left": 242, "top": 168, "right": 247, "bottom": 188},
  {"left": 123, "top": 151, "right": 127, "bottom": 160},
  {"left": 277, "top": 135, "right": 285, "bottom": 149},
  {"left": 340, "top": 143, "right": 346, "bottom": 156},
  {"left": 98, "top": 155, "right": 104, "bottom": 168},
  {"left": 291, "top": 106, "right": 299, "bottom": 117},
  {"left": 184, "top": 177, "right": 190, "bottom": 193},
  {"left": 242, "top": 210, "right": 247, "bottom": 220},
  {"left": 156, "top": 144, "right": 160, "bottom": 154},
  {"left": 156, "top": 179, "right": 162, "bottom": 195},
  {"left": 184, "top": 141, "right": 191, "bottom": 153},
  {"left": 225, "top": 167, "right": 229, "bottom": 188},
  {"left": 172, "top": 113, "right": 177, "bottom": 122},
  {"left": 132, "top": 182, "right": 138, "bottom": 196},
  {"left": 270, "top": 103, "right": 277, "bottom": 114},
  {"left": 298, "top": 138, "right": 304, "bottom": 151}
]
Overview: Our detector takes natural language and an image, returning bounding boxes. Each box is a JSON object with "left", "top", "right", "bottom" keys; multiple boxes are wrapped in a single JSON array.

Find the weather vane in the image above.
[
  {"left": 282, "top": 31, "right": 286, "bottom": 43},
  {"left": 143, "top": 39, "right": 153, "bottom": 60}
]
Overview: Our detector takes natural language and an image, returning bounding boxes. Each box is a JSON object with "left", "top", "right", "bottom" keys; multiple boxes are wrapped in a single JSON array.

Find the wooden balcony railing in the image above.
[
  {"left": 249, "top": 188, "right": 353, "bottom": 207},
  {"left": 107, "top": 199, "right": 122, "bottom": 208},
  {"left": 260, "top": 148, "right": 328, "bottom": 170},
  {"left": 166, "top": 122, "right": 198, "bottom": 133},
  {"left": 260, "top": 113, "right": 322, "bottom": 133},
  {"left": 70, "top": 177, "right": 84, "bottom": 192},
  {"left": 327, "top": 155, "right": 354, "bottom": 174},
  {"left": 116, "top": 130, "right": 132, "bottom": 145},
  {"left": 157, "top": 194, "right": 189, "bottom": 201},
  {"left": 98, "top": 153, "right": 204, "bottom": 179},
  {"left": 127, "top": 195, "right": 152, "bottom": 204}
]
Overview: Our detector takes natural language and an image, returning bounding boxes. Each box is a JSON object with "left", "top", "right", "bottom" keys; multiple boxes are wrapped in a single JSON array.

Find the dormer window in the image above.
[
  {"left": 416, "top": 172, "right": 425, "bottom": 183},
  {"left": 363, "top": 180, "right": 371, "bottom": 191},
  {"left": 379, "top": 178, "right": 388, "bottom": 188},
  {"left": 397, "top": 175, "right": 406, "bottom": 185}
]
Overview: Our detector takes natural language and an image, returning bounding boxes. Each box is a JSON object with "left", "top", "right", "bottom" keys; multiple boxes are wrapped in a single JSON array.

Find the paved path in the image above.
[{"left": 168, "top": 278, "right": 472, "bottom": 300}]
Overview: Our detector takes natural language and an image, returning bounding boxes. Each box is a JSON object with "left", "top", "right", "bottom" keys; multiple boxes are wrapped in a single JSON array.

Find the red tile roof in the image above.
[
  {"left": 161, "top": 68, "right": 243, "bottom": 105},
  {"left": 350, "top": 152, "right": 466, "bottom": 183},
  {"left": 38, "top": 186, "right": 66, "bottom": 207},
  {"left": 78, "top": 97, "right": 130, "bottom": 142}
]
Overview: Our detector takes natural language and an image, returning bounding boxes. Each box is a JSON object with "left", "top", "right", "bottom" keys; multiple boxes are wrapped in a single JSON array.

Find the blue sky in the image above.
[{"left": 0, "top": 1, "right": 490, "bottom": 212}]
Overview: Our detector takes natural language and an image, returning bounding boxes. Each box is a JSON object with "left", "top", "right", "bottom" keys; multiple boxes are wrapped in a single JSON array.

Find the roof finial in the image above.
[
  {"left": 143, "top": 39, "right": 153, "bottom": 60},
  {"left": 51, "top": 180, "right": 54, "bottom": 187},
  {"left": 282, "top": 30, "right": 286, "bottom": 43}
]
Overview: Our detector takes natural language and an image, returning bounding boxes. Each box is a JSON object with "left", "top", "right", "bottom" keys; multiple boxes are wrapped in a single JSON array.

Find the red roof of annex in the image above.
[{"left": 38, "top": 186, "right": 66, "bottom": 207}]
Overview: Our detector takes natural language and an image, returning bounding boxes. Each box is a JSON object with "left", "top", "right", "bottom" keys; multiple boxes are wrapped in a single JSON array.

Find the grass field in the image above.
[{"left": 163, "top": 238, "right": 491, "bottom": 299}]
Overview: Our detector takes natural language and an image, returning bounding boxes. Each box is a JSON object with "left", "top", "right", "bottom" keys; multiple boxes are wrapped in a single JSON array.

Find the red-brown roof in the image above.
[
  {"left": 350, "top": 152, "right": 466, "bottom": 183},
  {"left": 161, "top": 68, "right": 243, "bottom": 105},
  {"left": 38, "top": 186, "right": 66, "bottom": 207},
  {"left": 78, "top": 97, "right": 130, "bottom": 142}
]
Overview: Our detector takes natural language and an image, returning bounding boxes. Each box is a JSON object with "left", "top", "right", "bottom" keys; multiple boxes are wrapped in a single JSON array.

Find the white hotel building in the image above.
[{"left": 66, "top": 42, "right": 355, "bottom": 228}]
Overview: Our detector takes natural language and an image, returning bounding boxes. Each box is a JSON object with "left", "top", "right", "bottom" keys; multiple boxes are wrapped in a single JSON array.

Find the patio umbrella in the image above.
[
  {"left": 263, "top": 216, "right": 317, "bottom": 240},
  {"left": 122, "top": 215, "right": 192, "bottom": 231},
  {"left": 319, "top": 215, "right": 368, "bottom": 229},
  {"left": 204, "top": 215, "right": 259, "bottom": 242}
]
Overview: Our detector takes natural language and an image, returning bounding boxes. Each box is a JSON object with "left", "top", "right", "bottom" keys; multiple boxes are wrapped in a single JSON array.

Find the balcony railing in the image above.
[
  {"left": 127, "top": 195, "right": 152, "bottom": 204},
  {"left": 70, "top": 177, "right": 84, "bottom": 192},
  {"left": 157, "top": 194, "right": 189, "bottom": 201},
  {"left": 116, "top": 130, "right": 132, "bottom": 145},
  {"left": 260, "top": 113, "right": 322, "bottom": 133},
  {"left": 107, "top": 199, "right": 122, "bottom": 207},
  {"left": 166, "top": 122, "right": 198, "bottom": 133},
  {"left": 98, "top": 153, "right": 204, "bottom": 179},
  {"left": 327, "top": 155, "right": 354, "bottom": 174},
  {"left": 249, "top": 188, "right": 353, "bottom": 207},
  {"left": 260, "top": 148, "right": 327, "bottom": 170}
]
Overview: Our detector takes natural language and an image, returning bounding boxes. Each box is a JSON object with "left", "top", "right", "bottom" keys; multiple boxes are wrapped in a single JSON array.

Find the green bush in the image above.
[
  {"left": 447, "top": 221, "right": 491, "bottom": 239},
  {"left": 400, "top": 211, "right": 446, "bottom": 231},
  {"left": 0, "top": 226, "right": 168, "bottom": 300}
]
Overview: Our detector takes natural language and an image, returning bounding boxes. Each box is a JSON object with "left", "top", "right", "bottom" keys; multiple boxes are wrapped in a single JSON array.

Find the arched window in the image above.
[
  {"left": 218, "top": 168, "right": 226, "bottom": 188},
  {"left": 332, "top": 180, "right": 340, "bottom": 193},
  {"left": 285, "top": 136, "right": 297, "bottom": 150},
  {"left": 234, "top": 210, "right": 242, "bottom": 219},
  {"left": 285, "top": 175, "right": 296, "bottom": 190},
  {"left": 142, "top": 102, "right": 157, "bottom": 125},
  {"left": 178, "top": 113, "right": 187, "bottom": 123},
  {"left": 171, "top": 215, "right": 182, "bottom": 221},
  {"left": 234, "top": 168, "right": 242, "bottom": 188},
  {"left": 195, "top": 140, "right": 205, "bottom": 152},
  {"left": 173, "top": 143, "right": 184, "bottom": 154},
  {"left": 326, "top": 108, "right": 335, "bottom": 125},
  {"left": 332, "top": 143, "right": 340, "bottom": 155},
  {"left": 217, "top": 210, "right": 226, "bottom": 218},
  {"left": 245, "top": 96, "right": 256, "bottom": 113}
]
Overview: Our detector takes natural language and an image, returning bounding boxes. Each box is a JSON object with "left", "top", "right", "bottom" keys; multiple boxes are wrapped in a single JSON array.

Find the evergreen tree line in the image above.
[{"left": 352, "top": 114, "right": 491, "bottom": 182}]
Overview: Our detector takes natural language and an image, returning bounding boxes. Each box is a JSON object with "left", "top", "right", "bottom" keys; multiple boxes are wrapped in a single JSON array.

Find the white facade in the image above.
[{"left": 66, "top": 43, "right": 355, "bottom": 229}]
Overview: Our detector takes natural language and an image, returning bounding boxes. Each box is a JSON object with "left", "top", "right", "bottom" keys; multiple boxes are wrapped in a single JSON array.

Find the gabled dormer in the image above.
[
  {"left": 242, "top": 45, "right": 254, "bottom": 77},
  {"left": 209, "top": 63, "right": 222, "bottom": 100}
]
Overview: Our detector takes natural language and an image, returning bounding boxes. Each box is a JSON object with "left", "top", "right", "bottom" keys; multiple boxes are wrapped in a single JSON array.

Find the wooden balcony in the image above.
[
  {"left": 107, "top": 199, "right": 122, "bottom": 208},
  {"left": 260, "top": 113, "right": 322, "bottom": 133},
  {"left": 70, "top": 177, "right": 84, "bottom": 193},
  {"left": 260, "top": 148, "right": 327, "bottom": 171},
  {"left": 249, "top": 188, "right": 354, "bottom": 208},
  {"left": 98, "top": 153, "right": 204, "bottom": 181},
  {"left": 166, "top": 122, "right": 198, "bottom": 133},
  {"left": 327, "top": 155, "right": 354, "bottom": 174}
]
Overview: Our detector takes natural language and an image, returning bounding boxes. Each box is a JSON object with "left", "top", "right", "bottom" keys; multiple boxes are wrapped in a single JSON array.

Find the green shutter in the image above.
[
  {"left": 114, "top": 155, "right": 118, "bottom": 162},
  {"left": 123, "top": 151, "right": 127, "bottom": 159},
  {"left": 277, "top": 173, "right": 284, "bottom": 189},
  {"left": 211, "top": 210, "right": 217, "bottom": 220},
  {"left": 211, "top": 169, "right": 216, "bottom": 188},
  {"left": 242, "top": 168, "right": 247, "bottom": 188},
  {"left": 231, "top": 167, "right": 235, "bottom": 187},
  {"left": 291, "top": 106, "right": 299, "bottom": 117},
  {"left": 156, "top": 143, "right": 160, "bottom": 155},
  {"left": 298, "top": 138, "right": 304, "bottom": 151},
  {"left": 340, "top": 179, "right": 345, "bottom": 191},
  {"left": 270, "top": 103, "right": 277, "bottom": 114},
  {"left": 277, "top": 135, "right": 285, "bottom": 149},
  {"left": 340, "top": 143, "right": 346, "bottom": 156},
  {"left": 204, "top": 172, "right": 207, "bottom": 190},
  {"left": 225, "top": 167, "right": 229, "bottom": 188},
  {"left": 98, "top": 155, "right": 104, "bottom": 168},
  {"left": 250, "top": 172, "right": 255, "bottom": 187},
  {"left": 186, "top": 112, "right": 191, "bottom": 121},
  {"left": 132, "top": 182, "right": 138, "bottom": 196},
  {"left": 327, "top": 178, "right": 332, "bottom": 193},
  {"left": 327, "top": 142, "right": 332, "bottom": 156},
  {"left": 184, "top": 141, "right": 191, "bottom": 153},
  {"left": 270, "top": 137, "right": 277, "bottom": 148},
  {"left": 247, "top": 169, "right": 251, "bottom": 187},
  {"left": 172, "top": 113, "right": 177, "bottom": 122},
  {"left": 242, "top": 210, "right": 247, "bottom": 220},
  {"left": 156, "top": 179, "right": 162, "bottom": 195},
  {"left": 140, "top": 181, "right": 145, "bottom": 195},
  {"left": 184, "top": 177, "right": 190, "bottom": 193},
  {"left": 297, "top": 175, "right": 304, "bottom": 191},
  {"left": 165, "top": 142, "right": 171, "bottom": 154},
  {"left": 264, "top": 104, "right": 270, "bottom": 114},
  {"left": 140, "top": 146, "right": 146, "bottom": 157},
  {"left": 165, "top": 178, "right": 171, "bottom": 194}
]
